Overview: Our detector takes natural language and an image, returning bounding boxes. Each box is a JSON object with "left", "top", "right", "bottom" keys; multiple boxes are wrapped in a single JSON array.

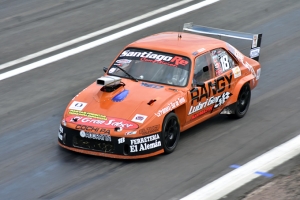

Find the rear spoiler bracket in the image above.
[{"left": 183, "top": 22, "right": 262, "bottom": 61}]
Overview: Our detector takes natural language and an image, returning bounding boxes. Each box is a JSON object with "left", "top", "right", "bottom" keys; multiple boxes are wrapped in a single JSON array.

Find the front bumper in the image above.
[{"left": 58, "top": 125, "right": 164, "bottom": 159}]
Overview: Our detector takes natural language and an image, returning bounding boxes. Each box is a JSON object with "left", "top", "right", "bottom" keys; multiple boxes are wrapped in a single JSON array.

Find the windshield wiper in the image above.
[{"left": 113, "top": 65, "right": 138, "bottom": 82}]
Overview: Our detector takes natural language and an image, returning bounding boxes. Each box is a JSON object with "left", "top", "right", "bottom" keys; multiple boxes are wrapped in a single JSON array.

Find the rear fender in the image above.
[{"left": 230, "top": 74, "right": 254, "bottom": 103}]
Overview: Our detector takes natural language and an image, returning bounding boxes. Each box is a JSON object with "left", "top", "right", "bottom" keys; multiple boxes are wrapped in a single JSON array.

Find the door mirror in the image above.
[
  {"left": 196, "top": 82, "right": 205, "bottom": 87},
  {"left": 192, "top": 81, "right": 205, "bottom": 88},
  {"left": 103, "top": 67, "right": 108, "bottom": 73}
]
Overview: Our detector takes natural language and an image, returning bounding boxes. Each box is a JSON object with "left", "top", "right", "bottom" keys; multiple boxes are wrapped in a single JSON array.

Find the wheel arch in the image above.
[
  {"left": 231, "top": 74, "right": 254, "bottom": 103},
  {"left": 161, "top": 112, "right": 181, "bottom": 154}
]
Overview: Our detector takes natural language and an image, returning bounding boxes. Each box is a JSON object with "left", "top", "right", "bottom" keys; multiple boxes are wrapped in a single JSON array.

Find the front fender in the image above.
[{"left": 154, "top": 95, "right": 187, "bottom": 118}]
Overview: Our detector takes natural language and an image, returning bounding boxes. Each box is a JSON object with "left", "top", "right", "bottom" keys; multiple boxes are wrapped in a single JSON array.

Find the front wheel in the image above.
[
  {"left": 231, "top": 83, "right": 251, "bottom": 119},
  {"left": 161, "top": 112, "right": 180, "bottom": 154}
]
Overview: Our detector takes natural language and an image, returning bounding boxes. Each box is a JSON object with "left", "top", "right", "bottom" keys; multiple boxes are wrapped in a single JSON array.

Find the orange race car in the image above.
[{"left": 58, "top": 23, "right": 262, "bottom": 159}]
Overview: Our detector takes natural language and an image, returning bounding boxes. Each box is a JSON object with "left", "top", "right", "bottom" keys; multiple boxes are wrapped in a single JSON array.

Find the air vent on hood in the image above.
[
  {"left": 97, "top": 76, "right": 121, "bottom": 86},
  {"left": 147, "top": 99, "right": 156, "bottom": 105},
  {"left": 97, "top": 76, "right": 124, "bottom": 92}
]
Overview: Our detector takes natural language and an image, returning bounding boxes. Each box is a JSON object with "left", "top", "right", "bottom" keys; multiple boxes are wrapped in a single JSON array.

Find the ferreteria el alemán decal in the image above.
[{"left": 129, "top": 134, "right": 161, "bottom": 153}]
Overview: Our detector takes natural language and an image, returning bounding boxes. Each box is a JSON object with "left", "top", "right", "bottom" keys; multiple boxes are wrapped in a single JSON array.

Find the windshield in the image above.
[{"left": 107, "top": 48, "right": 191, "bottom": 86}]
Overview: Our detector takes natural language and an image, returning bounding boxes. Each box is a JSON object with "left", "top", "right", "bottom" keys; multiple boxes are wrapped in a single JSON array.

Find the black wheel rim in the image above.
[
  {"left": 237, "top": 85, "right": 250, "bottom": 114},
  {"left": 164, "top": 117, "right": 179, "bottom": 150}
]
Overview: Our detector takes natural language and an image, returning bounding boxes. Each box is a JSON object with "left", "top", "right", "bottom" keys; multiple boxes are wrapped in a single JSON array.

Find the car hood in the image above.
[{"left": 64, "top": 79, "right": 187, "bottom": 130}]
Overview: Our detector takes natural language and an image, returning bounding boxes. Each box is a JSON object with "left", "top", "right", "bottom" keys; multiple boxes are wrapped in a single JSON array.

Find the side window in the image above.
[
  {"left": 193, "top": 53, "right": 213, "bottom": 84},
  {"left": 211, "top": 48, "right": 236, "bottom": 76}
]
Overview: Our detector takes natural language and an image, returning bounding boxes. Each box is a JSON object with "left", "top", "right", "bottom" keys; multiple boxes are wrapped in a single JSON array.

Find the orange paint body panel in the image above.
[{"left": 58, "top": 30, "right": 261, "bottom": 159}]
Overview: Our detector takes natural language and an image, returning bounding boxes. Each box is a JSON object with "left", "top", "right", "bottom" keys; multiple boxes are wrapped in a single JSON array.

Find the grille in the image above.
[{"left": 73, "top": 135, "right": 114, "bottom": 153}]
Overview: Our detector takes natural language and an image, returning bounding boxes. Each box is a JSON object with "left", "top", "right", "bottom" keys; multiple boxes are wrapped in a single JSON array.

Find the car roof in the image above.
[{"left": 127, "top": 32, "right": 226, "bottom": 57}]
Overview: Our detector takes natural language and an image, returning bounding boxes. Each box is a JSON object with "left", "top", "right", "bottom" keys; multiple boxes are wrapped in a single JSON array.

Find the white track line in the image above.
[
  {"left": 181, "top": 133, "right": 300, "bottom": 200},
  {"left": 0, "top": 0, "right": 220, "bottom": 81},
  {"left": 0, "top": 0, "right": 194, "bottom": 71}
]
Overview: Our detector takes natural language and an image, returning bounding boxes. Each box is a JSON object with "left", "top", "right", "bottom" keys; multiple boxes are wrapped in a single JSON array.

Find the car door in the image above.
[
  {"left": 186, "top": 52, "right": 215, "bottom": 122},
  {"left": 209, "top": 48, "right": 237, "bottom": 111},
  {"left": 186, "top": 49, "right": 237, "bottom": 123}
]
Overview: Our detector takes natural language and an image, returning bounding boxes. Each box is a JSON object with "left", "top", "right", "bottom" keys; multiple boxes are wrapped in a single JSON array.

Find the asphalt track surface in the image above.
[{"left": 0, "top": 0, "right": 300, "bottom": 199}]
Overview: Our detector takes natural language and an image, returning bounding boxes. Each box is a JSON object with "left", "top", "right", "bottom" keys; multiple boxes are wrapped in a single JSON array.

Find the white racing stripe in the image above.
[
  {"left": 180, "top": 133, "right": 300, "bottom": 200},
  {"left": 0, "top": 0, "right": 220, "bottom": 81},
  {"left": 0, "top": 0, "right": 194, "bottom": 71}
]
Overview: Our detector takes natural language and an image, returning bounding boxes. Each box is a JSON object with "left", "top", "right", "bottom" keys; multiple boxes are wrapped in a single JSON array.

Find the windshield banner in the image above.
[{"left": 119, "top": 49, "right": 190, "bottom": 67}]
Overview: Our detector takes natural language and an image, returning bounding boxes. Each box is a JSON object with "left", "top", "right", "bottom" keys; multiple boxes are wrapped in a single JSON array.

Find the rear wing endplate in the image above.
[{"left": 183, "top": 22, "right": 262, "bottom": 61}]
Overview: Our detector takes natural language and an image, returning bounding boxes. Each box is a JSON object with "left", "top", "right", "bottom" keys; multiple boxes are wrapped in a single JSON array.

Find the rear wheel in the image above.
[
  {"left": 161, "top": 112, "right": 180, "bottom": 154},
  {"left": 231, "top": 83, "right": 251, "bottom": 119}
]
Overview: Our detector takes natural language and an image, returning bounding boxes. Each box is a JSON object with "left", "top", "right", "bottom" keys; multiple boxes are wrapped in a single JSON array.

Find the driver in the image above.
[{"left": 165, "top": 69, "right": 188, "bottom": 86}]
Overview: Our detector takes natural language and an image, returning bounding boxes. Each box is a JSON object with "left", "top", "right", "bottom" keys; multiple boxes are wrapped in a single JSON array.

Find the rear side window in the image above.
[{"left": 211, "top": 48, "right": 236, "bottom": 76}]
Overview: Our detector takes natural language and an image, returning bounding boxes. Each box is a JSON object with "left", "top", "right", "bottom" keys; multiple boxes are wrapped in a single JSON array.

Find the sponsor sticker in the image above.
[
  {"left": 109, "top": 68, "right": 116, "bottom": 73},
  {"left": 256, "top": 68, "right": 261, "bottom": 80},
  {"left": 140, "top": 56, "right": 188, "bottom": 67},
  {"left": 189, "top": 92, "right": 232, "bottom": 115},
  {"left": 58, "top": 125, "right": 63, "bottom": 140},
  {"left": 155, "top": 97, "right": 186, "bottom": 117},
  {"left": 75, "top": 124, "right": 110, "bottom": 134},
  {"left": 197, "top": 48, "right": 205, "bottom": 53},
  {"left": 192, "top": 48, "right": 205, "bottom": 56},
  {"left": 59, "top": 125, "right": 63, "bottom": 133},
  {"left": 190, "top": 73, "right": 232, "bottom": 104},
  {"left": 116, "top": 59, "right": 132, "bottom": 64},
  {"left": 118, "top": 137, "right": 125, "bottom": 144},
  {"left": 119, "top": 49, "right": 189, "bottom": 67},
  {"left": 252, "top": 34, "right": 258, "bottom": 48},
  {"left": 80, "top": 130, "right": 85, "bottom": 137},
  {"left": 232, "top": 66, "right": 241, "bottom": 78},
  {"left": 191, "top": 106, "right": 213, "bottom": 119},
  {"left": 141, "top": 82, "right": 164, "bottom": 89},
  {"left": 125, "top": 131, "right": 137, "bottom": 136},
  {"left": 69, "top": 110, "right": 107, "bottom": 120},
  {"left": 250, "top": 47, "right": 260, "bottom": 58},
  {"left": 69, "top": 101, "right": 87, "bottom": 111},
  {"left": 58, "top": 132, "right": 63, "bottom": 140},
  {"left": 129, "top": 134, "right": 161, "bottom": 152},
  {"left": 66, "top": 115, "right": 139, "bottom": 130},
  {"left": 226, "top": 43, "right": 257, "bottom": 79},
  {"left": 62, "top": 119, "right": 66, "bottom": 126},
  {"left": 139, "top": 125, "right": 160, "bottom": 135},
  {"left": 120, "top": 50, "right": 173, "bottom": 61},
  {"left": 79, "top": 130, "right": 111, "bottom": 141},
  {"left": 131, "top": 114, "right": 147, "bottom": 123}
]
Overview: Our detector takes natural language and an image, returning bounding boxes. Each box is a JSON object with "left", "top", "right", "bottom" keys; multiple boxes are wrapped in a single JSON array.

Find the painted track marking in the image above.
[
  {"left": 180, "top": 133, "right": 300, "bottom": 200},
  {"left": 0, "top": 0, "right": 195, "bottom": 71},
  {"left": 230, "top": 164, "right": 274, "bottom": 178},
  {"left": 0, "top": 0, "right": 219, "bottom": 81}
]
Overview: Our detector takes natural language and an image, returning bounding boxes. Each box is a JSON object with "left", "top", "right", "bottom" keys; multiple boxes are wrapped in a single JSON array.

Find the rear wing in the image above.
[{"left": 183, "top": 22, "right": 262, "bottom": 61}]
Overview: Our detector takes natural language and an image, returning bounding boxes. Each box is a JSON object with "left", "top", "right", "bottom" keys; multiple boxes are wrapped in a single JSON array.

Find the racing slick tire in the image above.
[
  {"left": 230, "top": 83, "right": 251, "bottom": 119},
  {"left": 161, "top": 112, "right": 180, "bottom": 154}
]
